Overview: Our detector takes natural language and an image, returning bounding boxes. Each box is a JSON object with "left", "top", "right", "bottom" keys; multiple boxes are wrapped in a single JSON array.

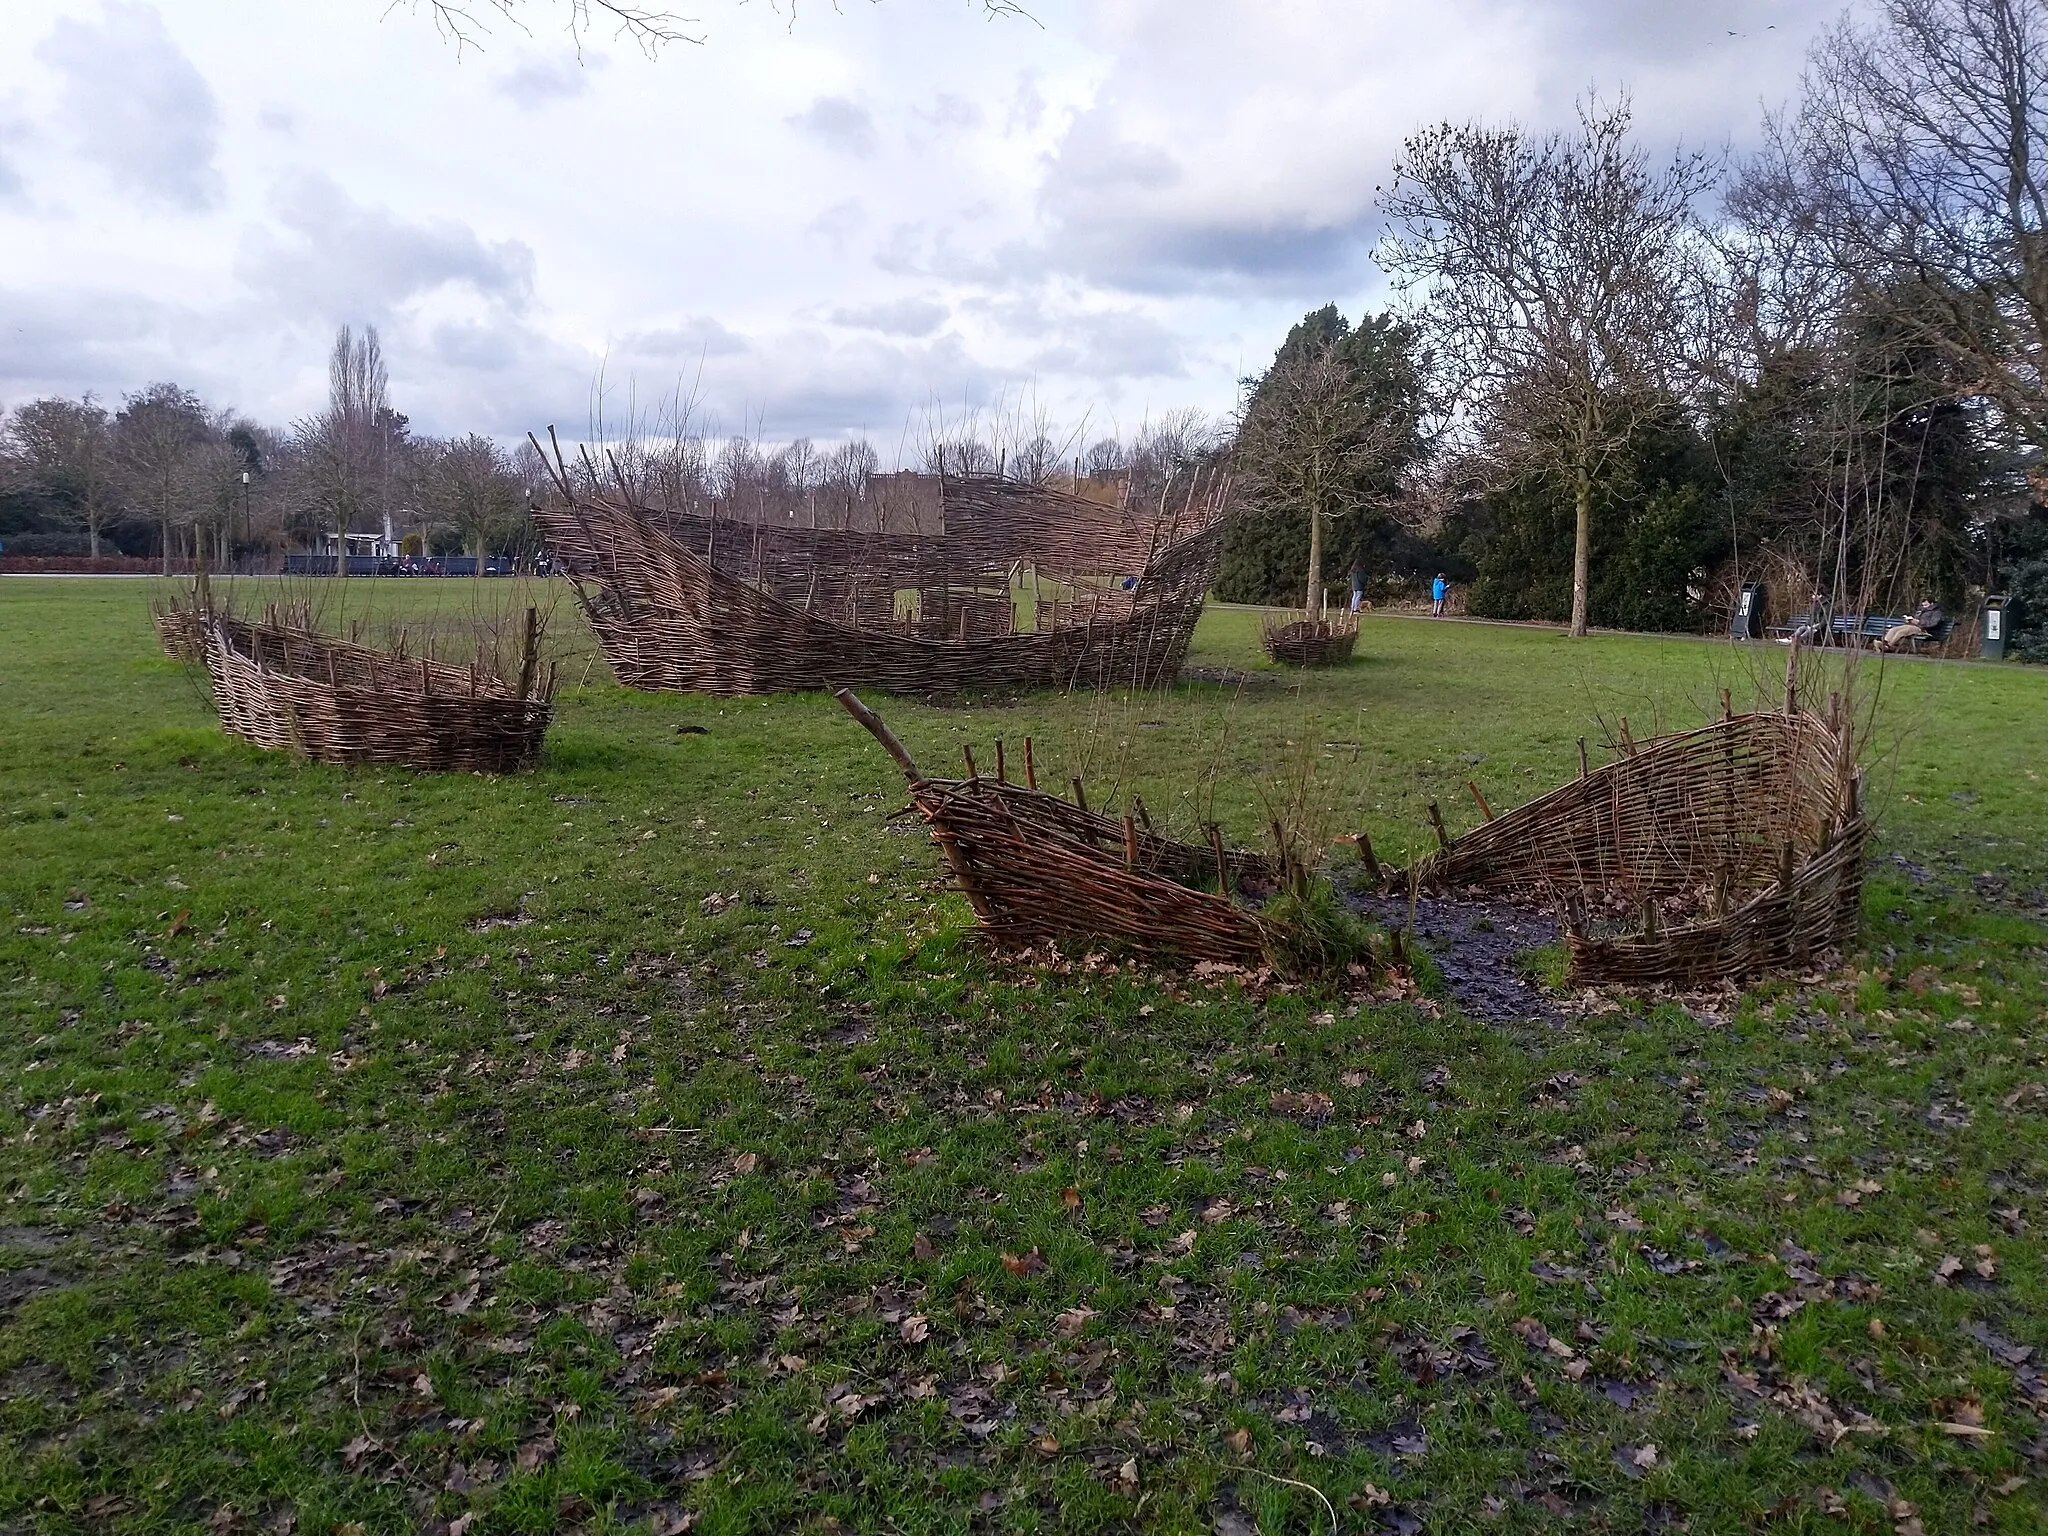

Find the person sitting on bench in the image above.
[
  {"left": 1881, "top": 597, "right": 1945, "bottom": 651},
  {"left": 1788, "top": 589, "right": 1829, "bottom": 644}
]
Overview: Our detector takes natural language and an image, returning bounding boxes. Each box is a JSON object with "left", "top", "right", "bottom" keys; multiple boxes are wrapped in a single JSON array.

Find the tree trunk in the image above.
[
  {"left": 1304, "top": 506, "right": 1324, "bottom": 618},
  {"left": 337, "top": 524, "right": 347, "bottom": 577},
  {"left": 87, "top": 511, "right": 100, "bottom": 561},
  {"left": 1570, "top": 464, "right": 1591, "bottom": 638},
  {"left": 160, "top": 507, "right": 171, "bottom": 577}
]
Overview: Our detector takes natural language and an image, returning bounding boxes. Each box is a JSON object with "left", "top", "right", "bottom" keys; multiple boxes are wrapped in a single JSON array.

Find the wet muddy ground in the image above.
[{"left": 1344, "top": 883, "right": 1563, "bottom": 1023}]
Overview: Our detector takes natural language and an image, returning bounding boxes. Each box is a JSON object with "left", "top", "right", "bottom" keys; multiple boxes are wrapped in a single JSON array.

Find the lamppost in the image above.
[{"left": 240, "top": 470, "right": 250, "bottom": 570}]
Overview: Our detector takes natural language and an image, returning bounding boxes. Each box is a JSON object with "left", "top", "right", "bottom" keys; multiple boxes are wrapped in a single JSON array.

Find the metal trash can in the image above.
[
  {"left": 1981, "top": 594, "right": 2010, "bottom": 660},
  {"left": 1730, "top": 582, "right": 1764, "bottom": 639}
]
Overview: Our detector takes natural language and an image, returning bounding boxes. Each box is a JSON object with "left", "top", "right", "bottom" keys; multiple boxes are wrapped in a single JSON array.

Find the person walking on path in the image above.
[
  {"left": 1351, "top": 557, "right": 1367, "bottom": 614},
  {"left": 1431, "top": 573, "right": 1448, "bottom": 617}
]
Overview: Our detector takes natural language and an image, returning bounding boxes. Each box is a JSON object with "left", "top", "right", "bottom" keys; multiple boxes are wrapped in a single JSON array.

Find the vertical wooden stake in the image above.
[
  {"left": 994, "top": 739, "right": 1006, "bottom": 784},
  {"left": 1619, "top": 717, "right": 1635, "bottom": 756},
  {"left": 1208, "top": 823, "right": 1229, "bottom": 898},
  {"left": 1720, "top": 687, "right": 1732, "bottom": 722},
  {"left": 1467, "top": 781, "right": 1493, "bottom": 821},
  {"left": 1122, "top": 816, "right": 1138, "bottom": 872},
  {"left": 963, "top": 745, "right": 978, "bottom": 781},
  {"left": 516, "top": 605, "right": 539, "bottom": 700},
  {"left": 1577, "top": 737, "right": 1589, "bottom": 778},
  {"left": 1785, "top": 632, "right": 1800, "bottom": 715},
  {"left": 1427, "top": 800, "right": 1449, "bottom": 850},
  {"left": 1358, "top": 830, "right": 1385, "bottom": 886},
  {"left": 1132, "top": 795, "right": 1152, "bottom": 832},
  {"left": 1070, "top": 777, "right": 1088, "bottom": 813},
  {"left": 1023, "top": 737, "right": 1037, "bottom": 791}
]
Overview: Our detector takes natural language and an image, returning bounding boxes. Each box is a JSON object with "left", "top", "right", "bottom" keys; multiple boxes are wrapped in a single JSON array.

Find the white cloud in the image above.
[
  {"left": 497, "top": 52, "right": 607, "bottom": 107},
  {"left": 0, "top": 0, "right": 1844, "bottom": 448},
  {"left": 36, "top": 0, "right": 222, "bottom": 211},
  {"left": 787, "top": 95, "right": 879, "bottom": 157},
  {"left": 831, "top": 298, "right": 950, "bottom": 337},
  {"left": 236, "top": 170, "right": 536, "bottom": 326}
]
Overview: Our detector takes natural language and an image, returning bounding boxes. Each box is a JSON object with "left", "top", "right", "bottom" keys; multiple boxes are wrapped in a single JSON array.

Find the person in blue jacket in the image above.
[{"left": 1431, "top": 573, "right": 1448, "bottom": 617}]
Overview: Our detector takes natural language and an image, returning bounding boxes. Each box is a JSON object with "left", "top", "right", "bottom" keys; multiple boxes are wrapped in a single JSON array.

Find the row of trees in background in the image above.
[
  {"left": 3, "top": 325, "right": 1228, "bottom": 572},
  {"left": 0, "top": 328, "right": 538, "bottom": 573},
  {"left": 1223, "top": 0, "right": 2048, "bottom": 655}
]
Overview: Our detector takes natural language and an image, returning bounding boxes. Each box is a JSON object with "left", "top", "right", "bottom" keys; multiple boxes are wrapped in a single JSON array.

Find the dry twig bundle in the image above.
[{"left": 1414, "top": 705, "right": 1864, "bottom": 987}]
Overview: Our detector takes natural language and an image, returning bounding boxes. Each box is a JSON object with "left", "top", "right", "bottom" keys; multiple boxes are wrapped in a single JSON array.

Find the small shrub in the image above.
[{"left": 1260, "top": 878, "right": 1381, "bottom": 978}]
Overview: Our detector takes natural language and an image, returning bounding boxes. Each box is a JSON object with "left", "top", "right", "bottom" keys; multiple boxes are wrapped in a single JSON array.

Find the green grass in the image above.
[{"left": 2, "top": 578, "right": 2045, "bottom": 1535}]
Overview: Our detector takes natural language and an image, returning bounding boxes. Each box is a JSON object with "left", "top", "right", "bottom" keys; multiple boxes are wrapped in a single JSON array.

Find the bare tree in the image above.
[
  {"left": 1232, "top": 341, "right": 1398, "bottom": 614},
  {"left": 113, "top": 383, "right": 215, "bottom": 574},
  {"left": 293, "top": 326, "right": 399, "bottom": 574},
  {"left": 421, "top": 434, "right": 525, "bottom": 563},
  {"left": 1079, "top": 437, "right": 1126, "bottom": 478},
  {"left": 1740, "top": 0, "right": 2048, "bottom": 455},
  {"left": 399, "top": 0, "right": 1033, "bottom": 58},
  {"left": 1380, "top": 96, "right": 1719, "bottom": 635},
  {"left": 5, "top": 395, "right": 114, "bottom": 557}
]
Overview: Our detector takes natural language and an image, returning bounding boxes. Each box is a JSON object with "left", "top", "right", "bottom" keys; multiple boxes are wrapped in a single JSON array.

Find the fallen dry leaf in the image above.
[
  {"left": 1001, "top": 1248, "right": 1046, "bottom": 1277},
  {"left": 1224, "top": 1427, "right": 1252, "bottom": 1456},
  {"left": 1055, "top": 1306, "right": 1098, "bottom": 1337},
  {"left": 732, "top": 1152, "right": 759, "bottom": 1176},
  {"left": 900, "top": 1314, "right": 929, "bottom": 1344}
]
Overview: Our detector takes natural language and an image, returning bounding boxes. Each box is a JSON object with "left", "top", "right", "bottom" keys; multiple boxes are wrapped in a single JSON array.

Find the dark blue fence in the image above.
[{"left": 281, "top": 554, "right": 520, "bottom": 577}]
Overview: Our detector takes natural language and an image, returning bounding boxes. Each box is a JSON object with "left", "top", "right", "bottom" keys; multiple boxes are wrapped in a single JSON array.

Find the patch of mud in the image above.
[{"left": 1346, "top": 885, "right": 1561, "bottom": 1022}]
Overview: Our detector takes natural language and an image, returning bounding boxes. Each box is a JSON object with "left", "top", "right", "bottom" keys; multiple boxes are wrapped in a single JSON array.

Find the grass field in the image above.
[{"left": 2, "top": 577, "right": 2046, "bottom": 1535}]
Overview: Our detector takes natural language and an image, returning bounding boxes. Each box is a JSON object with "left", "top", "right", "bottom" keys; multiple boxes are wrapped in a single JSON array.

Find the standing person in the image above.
[
  {"left": 1431, "top": 572, "right": 1448, "bottom": 617},
  {"left": 1351, "top": 556, "right": 1367, "bottom": 614}
]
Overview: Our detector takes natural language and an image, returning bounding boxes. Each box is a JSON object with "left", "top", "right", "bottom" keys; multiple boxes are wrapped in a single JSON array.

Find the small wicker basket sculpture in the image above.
[{"left": 1261, "top": 613, "right": 1358, "bottom": 667}]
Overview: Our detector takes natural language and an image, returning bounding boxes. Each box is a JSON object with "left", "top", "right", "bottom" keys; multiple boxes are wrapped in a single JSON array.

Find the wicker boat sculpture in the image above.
[
  {"left": 200, "top": 610, "right": 555, "bottom": 773},
  {"left": 1413, "top": 706, "right": 1865, "bottom": 988},
  {"left": 836, "top": 690, "right": 1293, "bottom": 967},
  {"left": 532, "top": 460, "right": 1231, "bottom": 698}
]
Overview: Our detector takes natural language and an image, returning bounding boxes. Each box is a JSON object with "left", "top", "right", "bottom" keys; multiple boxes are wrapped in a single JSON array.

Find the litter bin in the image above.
[
  {"left": 1730, "top": 582, "right": 1764, "bottom": 639},
  {"left": 1981, "top": 594, "right": 2011, "bottom": 660}
]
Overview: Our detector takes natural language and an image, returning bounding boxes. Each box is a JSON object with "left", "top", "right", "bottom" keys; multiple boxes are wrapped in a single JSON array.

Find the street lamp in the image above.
[{"left": 240, "top": 470, "right": 250, "bottom": 566}]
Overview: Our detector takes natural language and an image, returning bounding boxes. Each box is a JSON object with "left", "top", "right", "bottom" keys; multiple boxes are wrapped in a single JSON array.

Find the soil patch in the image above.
[{"left": 1345, "top": 885, "right": 1561, "bottom": 1022}]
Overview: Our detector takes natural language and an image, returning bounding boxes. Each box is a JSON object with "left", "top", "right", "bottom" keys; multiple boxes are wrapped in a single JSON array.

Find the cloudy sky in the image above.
[{"left": 0, "top": 0, "right": 1846, "bottom": 450}]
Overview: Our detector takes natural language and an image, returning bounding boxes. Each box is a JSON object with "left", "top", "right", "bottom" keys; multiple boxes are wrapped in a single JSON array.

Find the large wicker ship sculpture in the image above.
[{"left": 528, "top": 433, "right": 1232, "bottom": 698}]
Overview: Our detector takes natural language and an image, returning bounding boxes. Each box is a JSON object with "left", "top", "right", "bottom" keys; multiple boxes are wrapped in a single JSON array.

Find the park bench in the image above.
[{"left": 1767, "top": 611, "right": 1956, "bottom": 650}]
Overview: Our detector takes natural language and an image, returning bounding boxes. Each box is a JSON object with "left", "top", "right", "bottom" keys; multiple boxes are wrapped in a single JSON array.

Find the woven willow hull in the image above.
[
  {"left": 201, "top": 618, "right": 552, "bottom": 773},
  {"left": 537, "top": 473, "right": 1227, "bottom": 698},
  {"left": 838, "top": 691, "right": 1283, "bottom": 966},
  {"left": 1418, "top": 710, "right": 1864, "bottom": 987}
]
